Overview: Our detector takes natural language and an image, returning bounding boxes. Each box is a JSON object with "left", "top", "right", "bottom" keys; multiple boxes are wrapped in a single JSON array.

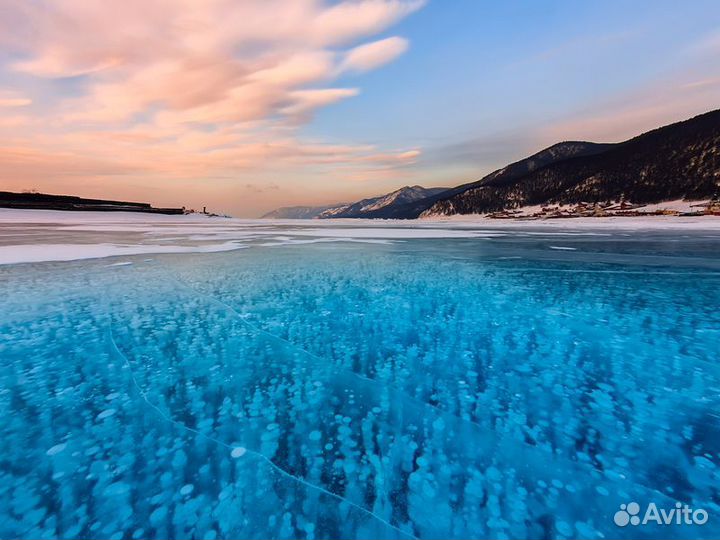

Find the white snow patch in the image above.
[
  {"left": 0, "top": 208, "right": 228, "bottom": 224},
  {"left": 422, "top": 215, "right": 720, "bottom": 230},
  {"left": 260, "top": 237, "right": 395, "bottom": 247},
  {"left": 0, "top": 241, "right": 246, "bottom": 265},
  {"left": 631, "top": 199, "right": 711, "bottom": 213},
  {"left": 281, "top": 227, "right": 503, "bottom": 239}
]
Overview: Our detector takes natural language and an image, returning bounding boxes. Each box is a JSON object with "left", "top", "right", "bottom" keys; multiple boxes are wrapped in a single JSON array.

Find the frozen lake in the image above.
[{"left": 1, "top": 210, "right": 719, "bottom": 539}]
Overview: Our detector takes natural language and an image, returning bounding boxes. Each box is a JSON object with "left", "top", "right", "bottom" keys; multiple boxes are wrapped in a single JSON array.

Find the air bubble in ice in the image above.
[
  {"left": 231, "top": 447, "right": 246, "bottom": 458},
  {"left": 46, "top": 443, "right": 67, "bottom": 456}
]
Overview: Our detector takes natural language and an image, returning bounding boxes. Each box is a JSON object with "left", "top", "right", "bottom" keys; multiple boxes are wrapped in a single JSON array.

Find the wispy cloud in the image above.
[
  {"left": 0, "top": 90, "right": 31, "bottom": 107},
  {"left": 0, "top": 0, "right": 425, "bottom": 211},
  {"left": 339, "top": 37, "right": 409, "bottom": 73}
]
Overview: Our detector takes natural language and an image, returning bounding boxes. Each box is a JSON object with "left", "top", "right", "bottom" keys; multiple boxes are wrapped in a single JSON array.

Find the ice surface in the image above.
[
  {"left": 1, "top": 208, "right": 719, "bottom": 265},
  {"left": 1, "top": 215, "right": 719, "bottom": 539}
]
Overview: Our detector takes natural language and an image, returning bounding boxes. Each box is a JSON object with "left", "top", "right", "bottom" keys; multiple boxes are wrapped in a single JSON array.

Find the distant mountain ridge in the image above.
[
  {"left": 262, "top": 109, "right": 720, "bottom": 220},
  {"left": 422, "top": 109, "right": 719, "bottom": 217},
  {"left": 262, "top": 185, "right": 446, "bottom": 219},
  {"left": 361, "top": 141, "right": 617, "bottom": 219},
  {"left": 261, "top": 203, "right": 347, "bottom": 219},
  {"left": 318, "top": 185, "right": 447, "bottom": 218}
]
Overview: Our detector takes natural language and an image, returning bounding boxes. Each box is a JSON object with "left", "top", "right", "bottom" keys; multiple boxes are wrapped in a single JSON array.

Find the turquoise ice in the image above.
[{"left": 1, "top": 231, "right": 719, "bottom": 539}]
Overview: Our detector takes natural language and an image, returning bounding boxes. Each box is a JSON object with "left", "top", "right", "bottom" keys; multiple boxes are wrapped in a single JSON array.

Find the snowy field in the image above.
[{"left": 1, "top": 209, "right": 720, "bottom": 539}]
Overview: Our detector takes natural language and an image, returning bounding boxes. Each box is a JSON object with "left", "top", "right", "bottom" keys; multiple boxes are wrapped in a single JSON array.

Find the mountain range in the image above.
[
  {"left": 260, "top": 203, "right": 348, "bottom": 219},
  {"left": 261, "top": 185, "right": 446, "bottom": 219},
  {"left": 263, "top": 109, "right": 719, "bottom": 219}
]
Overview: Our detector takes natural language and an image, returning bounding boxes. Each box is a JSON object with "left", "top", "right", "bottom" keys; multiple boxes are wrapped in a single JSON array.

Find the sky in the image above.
[{"left": 0, "top": 0, "right": 719, "bottom": 217}]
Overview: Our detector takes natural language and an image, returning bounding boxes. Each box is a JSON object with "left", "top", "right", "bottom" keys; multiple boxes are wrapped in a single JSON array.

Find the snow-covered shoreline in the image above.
[
  {"left": 419, "top": 214, "right": 720, "bottom": 230},
  {"left": 0, "top": 208, "right": 718, "bottom": 265}
]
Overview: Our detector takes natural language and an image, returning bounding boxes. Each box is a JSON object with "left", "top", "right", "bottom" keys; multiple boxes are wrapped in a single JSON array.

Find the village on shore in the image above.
[{"left": 485, "top": 200, "right": 720, "bottom": 220}]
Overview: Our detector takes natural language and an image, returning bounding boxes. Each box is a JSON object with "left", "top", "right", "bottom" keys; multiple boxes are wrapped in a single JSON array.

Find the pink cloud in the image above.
[
  {"left": 310, "top": 0, "right": 425, "bottom": 45},
  {"left": 0, "top": 90, "right": 31, "bottom": 108},
  {"left": 282, "top": 88, "right": 360, "bottom": 118},
  {"left": 340, "top": 37, "right": 409, "bottom": 73},
  {"left": 0, "top": 0, "right": 423, "bottom": 214}
]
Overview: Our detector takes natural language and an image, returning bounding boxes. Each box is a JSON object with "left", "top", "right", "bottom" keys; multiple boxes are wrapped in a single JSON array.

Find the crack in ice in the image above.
[
  {"left": 107, "top": 262, "right": 706, "bottom": 523},
  {"left": 159, "top": 267, "right": 715, "bottom": 505},
  {"left": 107, "top": 325, "right": 418, "bottom": 540}
]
